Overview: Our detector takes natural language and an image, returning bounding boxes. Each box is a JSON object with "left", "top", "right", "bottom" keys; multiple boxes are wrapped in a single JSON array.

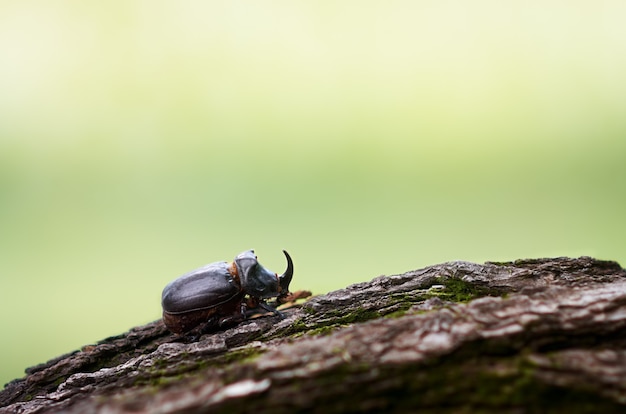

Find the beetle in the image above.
[{"left": 161, "top": 249, "right": 293, "bottom": 335}]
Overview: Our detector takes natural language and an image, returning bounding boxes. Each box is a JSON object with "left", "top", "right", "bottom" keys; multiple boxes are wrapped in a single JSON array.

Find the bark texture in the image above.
[{"left": 2, "top": 257, "right": 626, "bottom": 413}]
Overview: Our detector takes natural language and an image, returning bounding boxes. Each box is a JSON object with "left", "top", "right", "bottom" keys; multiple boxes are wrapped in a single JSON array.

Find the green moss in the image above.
[
  {"left": 302, "top": 305, "right": 317, "bottom": 315},
  {"left": 300, "top": 352, "right": 622, "bottom": 412},
  {"left": 273, "top": 307, "right": 385, "bottom": 340},
  {"left": 271, "top": 317, "right": 311, "bottom": 339},
  {"left": 274, "top": 277, "right": 502, "bottom": 343},
  {"left": 486, "top": 260, "right": 511, "bottom": 266},
  {"left": 382, "top": 302, "right": 414, "bottom": 319},
  {"left": 427, "top": 276, "right": 500, "bottom": 303},
  {"left": 131, "top": 344, "right": 266, "bottom": 391},
  {"left": 53, "top": 376, "right": 66, "bottom": 387},
  {"left": 464, "top": 360, "right": 620, "bottom": 411},
  {"left": 385, "top": 351, "right": 623, "bottom": 412},
  {"left": 334, "top": 307, "right": 380, "bottom": 324},
  {"left": 132, "top": 370, "right": 187, "bottom": 389},
  {"left": 289, "top": 318, "right": 309, "bottom": 332},
  {"left": 220, "top": 347, "right": 264, "bottom": 365},
  {"left": 306, "top": 325, "right": 337, "bottom": 336}
]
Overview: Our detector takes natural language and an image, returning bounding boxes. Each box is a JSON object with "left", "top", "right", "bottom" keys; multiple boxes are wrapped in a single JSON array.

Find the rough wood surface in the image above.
[{"left": 2, "top": 257, "right": 626, "bottom": 413}]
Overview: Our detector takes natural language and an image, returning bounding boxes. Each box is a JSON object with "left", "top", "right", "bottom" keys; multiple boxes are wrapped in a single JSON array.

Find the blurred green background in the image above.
[{"left": 1, "top": 1, "right": 625, "bottom": 388}]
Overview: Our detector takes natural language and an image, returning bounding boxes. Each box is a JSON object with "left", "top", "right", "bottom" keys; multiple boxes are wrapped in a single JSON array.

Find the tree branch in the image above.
[{"left": 2, "top": 257, "right": 626, "bottom": 413}]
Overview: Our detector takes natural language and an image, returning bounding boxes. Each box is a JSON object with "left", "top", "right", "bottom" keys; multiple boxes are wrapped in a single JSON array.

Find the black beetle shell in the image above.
[{"left": 161, "top": 261, "right": 241, "bottom": 314}]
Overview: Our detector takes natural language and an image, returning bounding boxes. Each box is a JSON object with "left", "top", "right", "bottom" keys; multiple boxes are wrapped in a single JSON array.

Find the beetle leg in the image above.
[
  {"left": 257, "top": 301, "right": 285, "bottom": 318},
  {"left": 194, "top": 315, "right": 220, "bottom": 335},
  {"left": 243, "top": 297, "right": 284, "bottom": 319},
  {"left": 217, "top": 301, "right": 247, "bottom": 328},
  {"left": 180, "top": 318, "right": 218, "bottom": 342},
  {"left": 182, "top": 333, "right": 202, "bottom": 343}
]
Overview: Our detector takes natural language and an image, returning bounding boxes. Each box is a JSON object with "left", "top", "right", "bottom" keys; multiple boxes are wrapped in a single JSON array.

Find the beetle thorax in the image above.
[
  {"left": 234, "top": 250, "right": 282, "bottom": 299},
  {"left": 228, "top": 261, "right": 239, "bottom": 281}
]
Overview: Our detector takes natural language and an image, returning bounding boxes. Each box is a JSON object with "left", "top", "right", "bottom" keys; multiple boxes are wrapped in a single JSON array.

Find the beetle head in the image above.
[{"left": 234, "top": 250, "right": 293, "bottom": 299}]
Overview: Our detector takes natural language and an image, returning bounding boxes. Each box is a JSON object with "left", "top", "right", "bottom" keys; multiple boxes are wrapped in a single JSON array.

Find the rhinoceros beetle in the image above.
[{"left": 161, "top": 249, "right": 293, "bottom": 335}]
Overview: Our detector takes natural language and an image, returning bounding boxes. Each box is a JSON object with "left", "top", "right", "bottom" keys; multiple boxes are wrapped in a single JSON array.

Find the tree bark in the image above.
[{"left": 2, "top": 256, "right": 626, "bottom": 413}]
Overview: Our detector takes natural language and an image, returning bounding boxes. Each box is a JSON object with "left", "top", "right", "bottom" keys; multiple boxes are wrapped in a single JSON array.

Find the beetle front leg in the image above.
[
  {"left": 217, "top": 313, "right": 245, "bottom": 328},
  {"left": 245, "top": 299, "right": 284, "bottom": 319},
  {"left": 257, "top": 301, "right": 284, "bottom": 318}
]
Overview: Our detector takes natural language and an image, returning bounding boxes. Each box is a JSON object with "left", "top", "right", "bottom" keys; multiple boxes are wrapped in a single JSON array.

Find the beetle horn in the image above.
[{"left": 278, "top": 250, "right": 294, "bottom": 292}]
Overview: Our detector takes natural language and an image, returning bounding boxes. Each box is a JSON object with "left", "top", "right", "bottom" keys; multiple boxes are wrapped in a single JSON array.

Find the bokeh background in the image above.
[{"left": 1, "top": 1, "right": 625, "bottom": 388}]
